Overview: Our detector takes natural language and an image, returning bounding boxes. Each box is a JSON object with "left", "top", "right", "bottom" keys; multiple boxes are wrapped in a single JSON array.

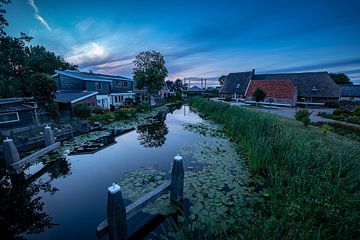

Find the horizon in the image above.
[{"left": 4, "top": 0, "right": 360, "bottom": 85}]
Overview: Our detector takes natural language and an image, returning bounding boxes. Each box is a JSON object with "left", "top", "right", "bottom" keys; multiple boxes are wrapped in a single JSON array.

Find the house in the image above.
[
  {"left": 252, "top": 72, "right": 340, "bottom": 104},
  {"left": 219, "top": 70, "right": 254, "bottom": 100},
  {"left": 220, "top": 69, "right": 340, "bottom": 105},
  {"left": 339, "top": 84, "right": 360, "bottom": 102},
  {"left": 0, "top": 98, "right": 39, "bottom": 130},
  {"left": 55, "top": 91, "right": 98, "bottom": 118},
  {"left": 53, "top": 70, "right": 135, "bottom": 109},
  {"left": 159, "top": 81, "right": 181, "bottom": 99},
  {"left": 245, "top": 80, "right": 297, "bottom": 106}
]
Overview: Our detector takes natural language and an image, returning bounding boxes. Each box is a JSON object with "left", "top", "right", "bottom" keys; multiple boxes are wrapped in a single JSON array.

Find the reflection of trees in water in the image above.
[
  {"left": 0, "top": 158, "right": 71, "bottom": 239},
  {"left": 137, "top": 120, "right": 169, "bottom": 148}
]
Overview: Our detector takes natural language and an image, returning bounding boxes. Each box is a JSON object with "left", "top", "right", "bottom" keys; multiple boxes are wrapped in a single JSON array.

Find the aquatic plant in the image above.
[{"left": 188, "top": 96, "right": 360, "bottom": 239}]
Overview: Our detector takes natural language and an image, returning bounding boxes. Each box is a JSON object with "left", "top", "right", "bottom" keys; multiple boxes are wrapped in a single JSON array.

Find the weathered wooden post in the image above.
[
  {"left": 44, "top": 126, "right": 55, "bottom": 146},
  {"left": 107, "top": 183, "right": 128, "bottom": 240},
  {"left": 3, "top": 138, "right": 20, "bottom": 170},
  {"left": 170, "top": 154, "right": 184, "bottom": 203}
]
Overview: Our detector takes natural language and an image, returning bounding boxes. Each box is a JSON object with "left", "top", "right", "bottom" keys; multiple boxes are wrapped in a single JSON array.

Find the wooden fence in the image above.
[{"left": 96, "top": 154, "right": 184, "bottom": 240}]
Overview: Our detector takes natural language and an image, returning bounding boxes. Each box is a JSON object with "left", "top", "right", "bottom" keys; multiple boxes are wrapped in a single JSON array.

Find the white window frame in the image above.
[
  {"left": 0, "top": 112, "right": 20, "bottom": 124},
  {"left": 95, "top": 81, "right": 102, "bottom": 90}
]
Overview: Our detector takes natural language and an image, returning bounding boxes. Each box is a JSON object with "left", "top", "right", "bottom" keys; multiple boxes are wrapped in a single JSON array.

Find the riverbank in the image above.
[{"left": 188, "top": 97, "right": 360, "bottom": 239}]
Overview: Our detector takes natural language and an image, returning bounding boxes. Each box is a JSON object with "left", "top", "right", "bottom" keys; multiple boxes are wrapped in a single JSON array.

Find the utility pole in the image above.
[{"left": 205, "top": 77, "right": 207, "bottom": 89}]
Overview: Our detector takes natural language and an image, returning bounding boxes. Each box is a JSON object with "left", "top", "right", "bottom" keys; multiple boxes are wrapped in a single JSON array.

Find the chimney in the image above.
[{"left": 252, "top": 69, "right": 255, "bottom": 75}]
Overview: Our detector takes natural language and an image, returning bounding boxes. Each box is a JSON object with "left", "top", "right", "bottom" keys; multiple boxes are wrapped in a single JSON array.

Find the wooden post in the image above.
[
  {"left": 3, "top": 138, "right": 20, "bottom": 171},
  {"left": 107, "top": 183, "right": 128, "bottom": 240},
  {"left": 170, "top": 154, "right": 184, "bottom": 203},
  {"left": 44, "top": 126, "right": 55, "bottom": 146}
]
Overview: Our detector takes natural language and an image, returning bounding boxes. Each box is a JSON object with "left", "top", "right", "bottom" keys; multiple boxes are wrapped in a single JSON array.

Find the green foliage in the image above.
[
  {"left": 295, "top": 109, "right": 311, "bottom": 126},
  {"left": 136, "top": 102, "right": 151, "bottom": 112},
  {"left": 333, "top": 109, "right": 351, "bottom": 116},
  {"left": 174, "top": 79, "right": 183, "bottom": 89},
  {"left": 114, "top": 108, "right": 136, "bottom": 121},
  {"left": 324, "top": 101, "right": 339, "bottom": 108},
  {"left": 73, "top": 104, "right": 91, "bottom": 119},
  {"left": 133, "top": 51, "right": 168, "bottom": 94},
  {"left": 31, "top": 73, "right": 56, "bottom": 102},
  {"left": 329, "top": 73, "right": 351, "bottom": 84},
  {"left": 354, "top": 106, "right": 360, "bottom": 117},
  {"left": 189, "top": 96, "right": 360, "bottom": 239},
  {"left": 252, "top": 88, "right": 266, "bottom": 102},
  {"left": 48, "top": 100, "right": 59, "bottom": 121}
]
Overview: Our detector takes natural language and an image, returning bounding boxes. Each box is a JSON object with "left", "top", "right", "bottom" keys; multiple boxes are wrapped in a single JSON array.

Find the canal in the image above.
[{"left": 1, "top": 105, "right": 211, "bottom": 239}]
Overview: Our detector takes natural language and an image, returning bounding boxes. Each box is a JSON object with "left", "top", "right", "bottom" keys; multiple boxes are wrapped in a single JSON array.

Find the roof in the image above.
[
  {"left": 252, "top": 72, "right": 340, "bottom": 98},
  {"left": 55, "top": 91, "right": 98, "bottom": 104},
  {"left": 246, "top": 80, "right": 296, "bottom": 99},
  {"left": 0, "top": 97, "right": 34, "bottom": 105},
  {"left": 186, "top": 86, "right": 204, "bottom": 92},
  {"left": 55, "top": 70, "right": 133, "bottom": 83},
  {"left": 340, "top": 84, "right": 360, "bottom": 97},
  {"left": 219, "top": 71, "right": 253, "bottom": 95}
]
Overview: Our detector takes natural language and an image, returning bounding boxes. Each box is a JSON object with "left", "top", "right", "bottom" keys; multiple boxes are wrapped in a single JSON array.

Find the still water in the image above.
[{"left": 1, "top": 105, "right": 204, "bottom": 239}]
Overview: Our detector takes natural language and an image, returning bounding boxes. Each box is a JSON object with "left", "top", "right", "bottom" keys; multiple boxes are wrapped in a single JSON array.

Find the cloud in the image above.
[
  {"left": 27, "top": 0, "right": 51, "bottom": 31},
  {"left": 66, "top": 42, "right": 108, "bottom": 65}
]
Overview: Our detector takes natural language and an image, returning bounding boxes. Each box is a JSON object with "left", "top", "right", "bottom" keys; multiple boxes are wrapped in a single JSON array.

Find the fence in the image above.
[{"left": 97, "top": 154, "right": 184, "bottom": 240}]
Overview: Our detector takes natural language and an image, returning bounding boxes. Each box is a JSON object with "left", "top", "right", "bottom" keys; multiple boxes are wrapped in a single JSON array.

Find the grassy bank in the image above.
[{"left": 188, "top": 97, "right": 360, "bottom": 239}]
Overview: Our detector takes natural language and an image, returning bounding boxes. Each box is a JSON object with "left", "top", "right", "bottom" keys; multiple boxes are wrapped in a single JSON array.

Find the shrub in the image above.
[
  {"left": 136, "top": 102, "right": 151, "bottom": 112},
  {"left": 324, "top": 101, "right": 339, "bottom": 108},
  {"left": 48, "top": 100, "right": 60, "bottom": 121},
  {"left": 354, "top": 106, "right": 360, "bottom": 117},
  {"left": 295, "top": 109, "right": 311, "bottom": 126},
  {"left": 73, "top": 104, "right": 91, "bottom": 119},
  {"left": 114, "top": 108, "right": 136, "bottom": 121},
  {"left": 252, "top": 88, "right": 266, "bottom": 102},
  {"left": 92, "top": 108, "right": 106, "bottom": 114},
  {"left": 333, "top": 109, "right": 351, "bottom": 116}
]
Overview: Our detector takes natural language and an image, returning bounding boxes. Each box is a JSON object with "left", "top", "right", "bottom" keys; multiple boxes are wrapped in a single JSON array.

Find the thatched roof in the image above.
[
  {"left": 219, "top": 71, "right": 253, "bottom": 95},
  {"left": 340, "top": 84, "right": 360, "bottom": 97}
]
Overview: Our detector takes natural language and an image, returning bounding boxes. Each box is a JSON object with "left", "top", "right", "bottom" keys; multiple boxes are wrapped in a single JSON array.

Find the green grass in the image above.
[{"left": 185, "top": 97, "right": 360, "bottom": 240}]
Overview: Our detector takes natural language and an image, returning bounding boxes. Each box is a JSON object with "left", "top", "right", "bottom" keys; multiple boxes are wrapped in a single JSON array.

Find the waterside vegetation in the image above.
[{"left": 188, "top": 96, "right": 360, "bottom": 239}]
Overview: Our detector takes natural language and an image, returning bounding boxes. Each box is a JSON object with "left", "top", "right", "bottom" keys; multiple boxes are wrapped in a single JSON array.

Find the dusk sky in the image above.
[{"left": 5, "top": 0, "right": 360, "bottom": 85}]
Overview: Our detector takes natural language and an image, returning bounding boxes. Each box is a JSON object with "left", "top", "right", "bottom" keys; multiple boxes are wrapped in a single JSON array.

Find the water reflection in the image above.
[
  {"left": 0, "top": 158, "right": 71, "bottom": 239},
  {"left": 137, "top": 120, "right": 169, "bottom": 148}
]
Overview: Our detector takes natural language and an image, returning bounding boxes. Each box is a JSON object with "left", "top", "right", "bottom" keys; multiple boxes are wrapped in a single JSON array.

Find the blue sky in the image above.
[{"left": 4, "top": 0, "right": 360, "bottom": 85}]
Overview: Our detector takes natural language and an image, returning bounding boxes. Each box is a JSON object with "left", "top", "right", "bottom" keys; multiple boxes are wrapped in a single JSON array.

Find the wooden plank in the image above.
[
  {"left": 96, "top": 180, "right": 171, "bottom": 238},
  {"left": 126, "top": 180, "right": 171, "bottom": 219},
  {"left": 10, "top": 142, "right": 60, "bottom": 170}
]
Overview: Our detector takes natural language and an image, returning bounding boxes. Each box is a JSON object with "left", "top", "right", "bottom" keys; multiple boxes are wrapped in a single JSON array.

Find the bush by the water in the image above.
[
  {"left": 324, "top": 101, "right": 340, "bottom": 108},
  {"left": 295, "top": 109, "right": 311, "bottom": 126},
  {"left": 354, "top": 106, "right": 360, "bottom": 117},
  {"left": 189, "top": 96, "right": 360, "bottom": 239},
  {"left": 73, "top": 104, "right": 91, "bottom": 119},
  {"left": 333, "top": 108, "right": 351, "bottom": 116}
]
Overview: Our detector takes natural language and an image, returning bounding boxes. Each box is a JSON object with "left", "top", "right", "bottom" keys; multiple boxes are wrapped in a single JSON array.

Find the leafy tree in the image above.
[
  {"left": 329, "top": 73, "right": 351, "bottom": 84},
  {"left": 0, "top": 0, "right": 10, "bottom": 36},
  {"left": 175, "top": 79, "right": 183, "bottom": 89},
  {"left": 133, "top": 51, "right": 168, "bottom": 94},
  {"left": 252, "top": 88, "right": 266, "bottom": 102},
  {"left": 218, "top": 75, "right": 226, "bottom": 85},
  {"left": 48, "top": 100, "right": 60, "bottom": 121},
  {"left": 31, "top": 73, "right": 57, "bottom": 102}
]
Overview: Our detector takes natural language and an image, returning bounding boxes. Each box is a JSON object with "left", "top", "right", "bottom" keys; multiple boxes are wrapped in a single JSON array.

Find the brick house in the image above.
[{"left": 245, "top": 80, "right": 297, "bottom": 106}]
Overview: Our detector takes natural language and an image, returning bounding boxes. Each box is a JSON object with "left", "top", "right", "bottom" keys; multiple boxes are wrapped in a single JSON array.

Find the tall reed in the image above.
[{"left": 188, "top": 97, "right": 360, "bottom": 240}]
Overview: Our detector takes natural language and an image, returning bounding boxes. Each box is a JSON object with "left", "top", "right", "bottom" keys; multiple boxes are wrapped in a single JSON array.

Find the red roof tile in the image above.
[{"left": 246, "top": 80, "right": 296, "bottom": 99}]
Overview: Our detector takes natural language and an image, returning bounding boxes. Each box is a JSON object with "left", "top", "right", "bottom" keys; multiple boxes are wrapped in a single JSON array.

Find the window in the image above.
[
  {"left": 236, "top": 83, "right": 240, "bottom": 88},
  {"left": 124, "top": 81, "right": 128, "bottom": 87},
  {"left": 95, "top": 82, "right": 102, "bottom": 90},
  {"left": 0, "top": 112, "right": 19, "bottom": 124}
]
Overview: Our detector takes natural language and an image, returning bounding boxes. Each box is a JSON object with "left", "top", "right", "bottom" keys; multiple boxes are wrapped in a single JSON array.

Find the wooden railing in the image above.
[{"left": 96, "top": 154, "right": 184, "bottom": 240}]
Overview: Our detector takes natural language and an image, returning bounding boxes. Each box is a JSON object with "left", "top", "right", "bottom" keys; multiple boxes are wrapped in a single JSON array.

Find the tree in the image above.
[
  {"left": 329, "top": 73, "right": 351, "bottom": 84},
  {"left": 31, "top": 73, "right": 57, "bottom": 102},
  {"left": 0, "top": 0, "right": 10, "bottom": 36},
  {"left": 133, "top": 51, "right": 168, "bottom": 94},
  {"left": 252, "top": 88, "right": 266, "bottom": 102},
  {"left": 219, "top": 75, "right": 226, "bottom": 85},
  {"left": 175, "top": 79, "right": 183, "bottom": 89}
]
